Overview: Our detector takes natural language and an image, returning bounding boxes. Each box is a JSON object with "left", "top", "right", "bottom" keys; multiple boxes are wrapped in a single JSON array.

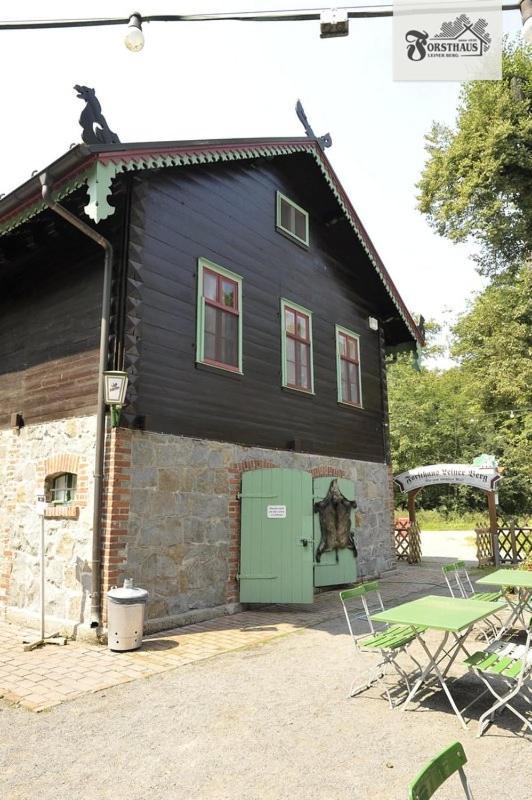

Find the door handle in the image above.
[{"left": 299, "top": 538, "right": 310, "bottom": 547}]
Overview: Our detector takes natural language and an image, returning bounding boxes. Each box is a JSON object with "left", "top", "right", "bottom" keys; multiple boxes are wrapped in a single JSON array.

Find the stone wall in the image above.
[
  {"left": 0, "top": 416, "right": 96, "bottom": 629},
  {"left": 120, "top": 431, "right": 395, "bottom": 628},
  {"left": 0, "top": 420, "right": 395, "bottom": 634}
]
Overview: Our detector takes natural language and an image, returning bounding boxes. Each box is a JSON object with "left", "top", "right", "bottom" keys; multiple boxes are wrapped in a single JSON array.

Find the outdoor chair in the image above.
[
  {"left": 442, "top": 561, "right": 503, "bottom": 641},
  {"left": 408, "top": 741, "right": 474, "bottom": 799},
  {"left": 339, "top": 581, "right": 423, "bottom": 709},
  {"left": 465, "top": 619, "right": 532, "bottom": 737}
]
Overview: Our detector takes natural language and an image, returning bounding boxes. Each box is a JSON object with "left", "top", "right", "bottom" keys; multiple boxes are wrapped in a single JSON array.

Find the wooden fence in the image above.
[
  {"left": 475, "top": 518, "right": 532, "bottom": 567},
  {"left": 394, "top": 518, "right": 422, "bottom": 564}
]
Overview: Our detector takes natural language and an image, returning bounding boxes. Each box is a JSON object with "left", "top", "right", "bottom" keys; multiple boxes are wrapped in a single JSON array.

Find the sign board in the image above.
[
  {"left": 35, "top": 494, "right": 47, "bottom": 516},
  {"left": 267, "top": 505, "right": 287, "bottom": 519},
  {"left": 394, "top": 464, "right": 501, "bottom": 493}
]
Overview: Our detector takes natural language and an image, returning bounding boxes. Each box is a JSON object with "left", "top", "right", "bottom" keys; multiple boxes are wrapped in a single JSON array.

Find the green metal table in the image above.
[
  {"left": 477, "top": 568, "right": 532, "bottom": 637},
  {"left": 371, "top": 595, "right": 506, "bottom": 729}
]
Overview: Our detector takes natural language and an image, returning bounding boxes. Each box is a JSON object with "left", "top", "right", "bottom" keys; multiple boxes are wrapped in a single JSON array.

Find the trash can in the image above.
[{"left": 107, "top": 578, "right": 148, "bottom": 652}]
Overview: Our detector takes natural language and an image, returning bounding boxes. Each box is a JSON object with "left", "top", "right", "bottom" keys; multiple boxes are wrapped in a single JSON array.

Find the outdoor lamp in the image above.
[
  {"left": 125, "top": 13, "right": 144, "bottom": 51},
  {"left": 320, "top": 9, "right": 349, "bottom": 38},
  {"left": 104, "top": 370, "right": 129, "bottom": 427},
  {"left": 522, "top": 0, "right": 532, "bottom": 43}
]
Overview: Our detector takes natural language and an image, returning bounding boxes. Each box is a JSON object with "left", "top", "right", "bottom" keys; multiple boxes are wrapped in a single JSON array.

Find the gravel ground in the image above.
[
  {"left": 0, "top": 607, "right": 529, "bottom": 800},
  {"left": 420, "top": 530, "right": 477, "bottom": 562}
]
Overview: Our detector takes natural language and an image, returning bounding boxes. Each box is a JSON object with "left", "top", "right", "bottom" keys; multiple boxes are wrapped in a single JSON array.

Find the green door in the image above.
[
  {"left": 239, "top": 468, "right": 314, "bottom": 604},
  {"left": 313, "top": 476, "right": 358, "bottom": 587}
]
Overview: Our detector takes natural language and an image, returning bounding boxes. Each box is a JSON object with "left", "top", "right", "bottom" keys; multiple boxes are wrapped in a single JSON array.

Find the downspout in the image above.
[{"left": 40, "top": 173, "right": 113, "bottom": 630}]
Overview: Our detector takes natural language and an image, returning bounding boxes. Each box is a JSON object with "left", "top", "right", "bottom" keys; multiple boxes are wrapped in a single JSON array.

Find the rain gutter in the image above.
[{"left": 40, "top": 172, "right": 112, "bottom": 631}]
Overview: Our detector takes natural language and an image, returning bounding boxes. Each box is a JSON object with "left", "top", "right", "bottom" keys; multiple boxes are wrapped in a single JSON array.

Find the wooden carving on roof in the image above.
[
  {"left": 295, "top": 99, "right": 332, "bottom": 149},
  {"left": 74, "top": 85, "right": 121, "bottom": 145}
]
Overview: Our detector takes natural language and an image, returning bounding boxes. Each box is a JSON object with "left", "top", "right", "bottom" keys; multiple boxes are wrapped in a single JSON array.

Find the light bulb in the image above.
[
  {"left": 125, "top": 14, "right": 144, "bottom": 52},
  {"left": 523, "top": 16, "right": 532, "bottom": 45}
]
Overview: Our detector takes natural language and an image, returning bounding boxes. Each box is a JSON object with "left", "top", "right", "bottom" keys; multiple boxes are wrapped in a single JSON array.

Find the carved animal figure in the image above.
[
  {"left": 314, "top": 479, "right": 357, "bottom": 563},
  {"left": 74, "top": 85, "right": 121, "bottom": 145}
]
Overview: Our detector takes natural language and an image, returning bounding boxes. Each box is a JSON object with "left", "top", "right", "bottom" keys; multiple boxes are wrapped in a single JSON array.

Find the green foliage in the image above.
[
  {"left": 388, "top": 269, "right": 532, "bottom": 516},
  {"left": 452, "top": 265, "right": 532, "bottom": 409},
  {"left": 417, "top": 41, "right": 532, "bottom": 277}
]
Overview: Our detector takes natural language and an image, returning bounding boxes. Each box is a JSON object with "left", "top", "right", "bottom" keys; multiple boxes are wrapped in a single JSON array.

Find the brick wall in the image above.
[{"left": 100, "top": 427, "right": 132, "bottom": 622}]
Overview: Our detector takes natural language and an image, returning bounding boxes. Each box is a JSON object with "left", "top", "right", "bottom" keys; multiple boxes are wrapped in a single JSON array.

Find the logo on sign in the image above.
[{"left": 406, "top": 16, "right": 491, "bottom": 62}]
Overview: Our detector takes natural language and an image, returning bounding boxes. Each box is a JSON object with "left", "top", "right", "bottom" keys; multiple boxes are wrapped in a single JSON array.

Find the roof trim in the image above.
[{"left": 0, "top": 137, "right": 422, "bottom": 345}]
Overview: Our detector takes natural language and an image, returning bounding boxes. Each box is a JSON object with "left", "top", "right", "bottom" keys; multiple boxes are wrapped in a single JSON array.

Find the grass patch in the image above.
[{"left": 396, "top": 509, "right": 488, "bottom": 531}]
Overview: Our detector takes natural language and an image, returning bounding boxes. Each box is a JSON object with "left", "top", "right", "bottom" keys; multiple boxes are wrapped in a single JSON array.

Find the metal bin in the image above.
[{"left": 107, "top": 579, "right": 148, "bottom": 652}]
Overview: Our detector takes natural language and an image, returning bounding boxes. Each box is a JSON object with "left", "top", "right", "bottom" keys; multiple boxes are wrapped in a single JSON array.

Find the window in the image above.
[
  {"left": 336, "top": 325, "right": 362, "bottom": 408},
  {"left": 276, "top": 191, "right": 309, "bottom": 246},
  {"left": 50, "top": 473, "right": 77, "bottom": 505},
  {"left": 281, "top": 300, "right": 314, "bottom": 393},
  {"left": 196, "top": 258, "right": 243, "bottom": 373}
]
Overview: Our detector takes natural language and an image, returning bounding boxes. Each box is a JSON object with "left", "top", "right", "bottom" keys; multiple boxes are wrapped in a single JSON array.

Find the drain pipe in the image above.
[{"left": 40, "top": 173, "right": 113, "bottom": 630}]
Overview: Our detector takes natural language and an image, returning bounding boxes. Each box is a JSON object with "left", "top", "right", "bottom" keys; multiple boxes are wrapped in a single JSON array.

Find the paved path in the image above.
[
  {"left": 0, "top": 563, "right": 446, "bottom": 712},
  {"left": 420, "top": 529, "right": 477, "bottom": 562},
  {"left": 0, "top": 562, "right": 528, "bottom": 800}
]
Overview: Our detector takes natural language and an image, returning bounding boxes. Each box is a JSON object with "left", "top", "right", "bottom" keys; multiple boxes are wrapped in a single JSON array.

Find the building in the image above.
[{"left": 0, "top": 136, "right": 422, "bottom": 637}]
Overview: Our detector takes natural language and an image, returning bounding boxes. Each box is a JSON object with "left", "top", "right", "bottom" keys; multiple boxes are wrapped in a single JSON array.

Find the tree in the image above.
[
  {"left": 417, "top": 41, "right": 532, "bottom": 278},
  {"left": 388, "top": 270, "right": 532, "bottom": 516},
  {"left": 452, "top": 263, "right": 532, "bottom": 512}
]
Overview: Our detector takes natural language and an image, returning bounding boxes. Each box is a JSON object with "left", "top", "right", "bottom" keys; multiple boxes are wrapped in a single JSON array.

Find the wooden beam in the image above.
[
  {"left": 407, "top": 489, "right": 420, "bottom": 526},
  {"left": 487, "top": 491, "right": 500, "bottom": 567}
]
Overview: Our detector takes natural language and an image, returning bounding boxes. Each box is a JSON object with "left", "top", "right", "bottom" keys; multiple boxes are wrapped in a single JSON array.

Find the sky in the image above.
[{"left": 0, "top": 2, "right": 524, "bottom": 339}]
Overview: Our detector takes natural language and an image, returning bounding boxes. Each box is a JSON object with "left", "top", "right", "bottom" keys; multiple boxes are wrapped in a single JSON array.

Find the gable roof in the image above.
[{"left": 0, "top": 137, "right": 423, "bottom": 346}]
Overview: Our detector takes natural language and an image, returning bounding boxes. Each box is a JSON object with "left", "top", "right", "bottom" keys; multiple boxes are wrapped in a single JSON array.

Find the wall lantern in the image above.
[
  {"left": 320, "top": 9, "right": 349, "bottom": 38},
  {"left": 104, "top": 370, "right": 129, "bottom": 427},
  {"left": 368, "top": 316, "right": 379, "bottom": 331}
]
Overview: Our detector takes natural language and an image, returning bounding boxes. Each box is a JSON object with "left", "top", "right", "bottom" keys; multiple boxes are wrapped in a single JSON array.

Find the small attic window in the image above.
[
  {"left": 48, "top": 473, "right": 77, "bottom": 505},
  {"left": 276, "top": 192, "right": 309, "bottom": 247}
]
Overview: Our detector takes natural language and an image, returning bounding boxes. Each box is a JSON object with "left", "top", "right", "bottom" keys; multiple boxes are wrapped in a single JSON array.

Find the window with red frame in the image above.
[
  {"left": 201, "top": 266, "right": 240, "bottom": 370},
  {"left": 337, "top": 329, "right": 361, "bottom": 406},
  {"left": 283, "top": 304, "right": 313, "bottom": 392}
]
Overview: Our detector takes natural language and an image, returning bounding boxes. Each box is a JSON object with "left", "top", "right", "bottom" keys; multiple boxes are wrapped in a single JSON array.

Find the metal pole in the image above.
[{"left": 40, "top": 514, "right": 45, "bottom": 642}]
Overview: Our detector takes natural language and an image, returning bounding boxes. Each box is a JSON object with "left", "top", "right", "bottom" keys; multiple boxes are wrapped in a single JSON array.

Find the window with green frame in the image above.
[
  {"left": 281, "top": 299, "right": 314, "bottom": 393},
  {"left": 196, "top": 258, "right": 243, "bottom": 373},
  {"left": 336, "top": 325, "right": 362, "bottom": 408},
  {"left": 276, "top": 191, "right": 309, "bottom": 246}
]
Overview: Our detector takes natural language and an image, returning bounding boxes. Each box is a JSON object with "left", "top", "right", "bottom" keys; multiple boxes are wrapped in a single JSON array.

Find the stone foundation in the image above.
[
  {"left": 1, "top": 421, "right": 395, "bottom": 634},
  {"left": 113, "top": 431, "right": 395, "bottom": 629},
  {"left": 0, "top": 416, "right": 96, "bottom": 631}
]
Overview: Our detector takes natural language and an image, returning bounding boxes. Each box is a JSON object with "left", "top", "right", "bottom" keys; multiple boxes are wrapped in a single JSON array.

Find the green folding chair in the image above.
[
  {"left": 339, "top": 581, "right": 423, "bottom": 708},
  {"left": 465, "top": 618, "right": 532, "bottom": 737},
  {"left": 408, "top": 741, "right": 474, "bottom": 800},
  {"left": 442, "top": 561, "right": 503, "bottom": 641}
]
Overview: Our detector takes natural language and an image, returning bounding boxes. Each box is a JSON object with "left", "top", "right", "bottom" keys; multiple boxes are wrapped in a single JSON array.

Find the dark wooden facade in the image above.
[
  {"left": 0, "top": 193, "right": 126, "bottom": 428},
  {"left": 0, "top": 149, "right": 416, "bottom": 463}
]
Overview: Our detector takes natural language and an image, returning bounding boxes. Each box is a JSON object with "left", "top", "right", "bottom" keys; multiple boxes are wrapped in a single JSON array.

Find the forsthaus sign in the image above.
[{"left": 394, "top": 464, "right": 501, "bottom": 493}]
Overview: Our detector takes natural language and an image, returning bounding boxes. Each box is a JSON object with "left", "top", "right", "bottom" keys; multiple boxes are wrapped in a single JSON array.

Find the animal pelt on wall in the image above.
[{"left": 314, "top": 479, "right": 358, "bottom": 563}]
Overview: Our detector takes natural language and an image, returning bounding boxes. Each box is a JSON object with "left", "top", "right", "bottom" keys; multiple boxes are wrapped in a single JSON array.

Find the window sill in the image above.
[
  {"left": 275, "top": 225, "right": 309, "bottom": 250},
  {"left": 196, "top": 361, "right": 243, "bottom": 380},
  {"left": 337, "top": 400, "right": 364, "bottom": 411},
  {"left": 44, "top": 506, "right": 79, "bottom": 519},
  {"left": 282, "top": 385, "right": 315, "bottom": 398}
]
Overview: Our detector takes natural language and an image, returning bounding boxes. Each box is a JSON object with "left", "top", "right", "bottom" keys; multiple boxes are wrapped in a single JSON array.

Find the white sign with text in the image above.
[
  {"left": 394, "top": 464, "right": 501, "bottom": 493},
  {"left": 393, "top": 0, "right": 502, "bottom": 81},
  {"left": 267, "top": 505, "right": 287, "bottom": 519}
]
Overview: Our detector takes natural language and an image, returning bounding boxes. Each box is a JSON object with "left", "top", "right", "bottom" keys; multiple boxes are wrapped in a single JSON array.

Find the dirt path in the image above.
[
  {"left": 420, "top": 529, "right": 477, "bottom": 562},
  {"left": 0, "top": 564, "right": 528, "bottom": 800}
]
